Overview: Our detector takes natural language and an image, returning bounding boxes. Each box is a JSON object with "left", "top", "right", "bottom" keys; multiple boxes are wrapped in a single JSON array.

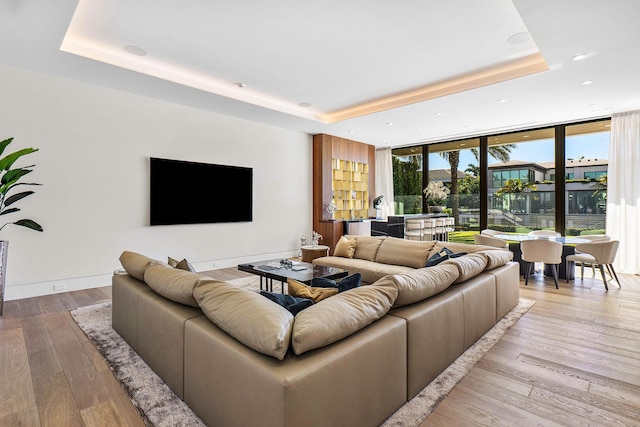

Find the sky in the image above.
[{"left": 428, "top": 132, "right": 610, "bottom": 171}]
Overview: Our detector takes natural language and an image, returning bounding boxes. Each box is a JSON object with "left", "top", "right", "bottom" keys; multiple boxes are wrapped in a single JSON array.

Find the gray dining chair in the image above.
[{"left": 521, "top": 239, "right": 563, "bottom": 289}]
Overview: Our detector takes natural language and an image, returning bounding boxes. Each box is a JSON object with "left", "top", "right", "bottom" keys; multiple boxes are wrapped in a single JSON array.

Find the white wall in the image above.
[{"left": 0, "top": 65, "right": 313, "bottom": 300}]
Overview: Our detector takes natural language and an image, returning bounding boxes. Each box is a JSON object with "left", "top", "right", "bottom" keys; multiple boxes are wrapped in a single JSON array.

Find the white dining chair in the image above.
[
  {"left": 480, "top": 229, "right": 501, "bottom": 236},
  {"left": 571, "top": 235, "right": 611, "bottom": 278},
  {"left": 521, "top": 239, "right": 563, "bottom": 289},
  {"left": 473, "top": 233, "right": 508, "bottom": 249},
  {"left": 528, "top": 230, "right": 561, "bottom": 238},
  {"left": 565, "top": 240, "right": 620, "bottom": 290}
]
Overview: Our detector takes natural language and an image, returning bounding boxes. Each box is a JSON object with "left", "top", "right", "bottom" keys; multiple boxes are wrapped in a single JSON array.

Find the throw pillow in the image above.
[
  {"left": 311, "top": 273, "right": 362, "bottom": 292},
  {"left": 426, "top": 247, "right": 454, "bottom": 267},
  {"left": 336, "top": 273, "right": 362, "bottom": 292},
  {"left": 288, "top": 278, "right": 338, "bottom": 302},
  {"left": 310, "top": 277, "right": 339, "bottom": 289},
  {"left": 425, "top": 248, "right": 467, "bottom": 267},
  {"left": 260, "top": 291, "right": 314, "bottom": 315},
  {"left": 334, "top": 236, "right": 356, "bottom": 258},
  {"left": 168, "top": 257, "right": 196, "bottom": 272}
]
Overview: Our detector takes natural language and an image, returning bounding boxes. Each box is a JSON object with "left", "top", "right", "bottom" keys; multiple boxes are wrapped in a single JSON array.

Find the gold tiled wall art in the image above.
[{"left": 332, "top": 158, "right": 369, "bottom": 220}]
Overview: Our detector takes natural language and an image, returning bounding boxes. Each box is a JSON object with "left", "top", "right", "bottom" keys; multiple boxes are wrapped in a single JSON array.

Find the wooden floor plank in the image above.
[
  {"left": 0, "top": 328, "right": 37, "bottom": 419},
  {"left": 33, "top": 371, "right": 84, "bottom": 427}
]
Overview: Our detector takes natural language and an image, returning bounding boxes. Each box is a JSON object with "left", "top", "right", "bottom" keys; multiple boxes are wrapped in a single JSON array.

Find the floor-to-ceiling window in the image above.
[
  {"left": 564, "top": 120, "right": 610, "bottom": 234},
  {"left": 390, "top": 118, "right": 611, "bottom": 240},
  {"left": 488, "top": 128, "right": 556, "bottom": 232},
  {"left": 427, "top": 138, "right": 480, "bottom": 242},
  {"left": 391, "top": 146, "right": 423, "bottom": 215}
]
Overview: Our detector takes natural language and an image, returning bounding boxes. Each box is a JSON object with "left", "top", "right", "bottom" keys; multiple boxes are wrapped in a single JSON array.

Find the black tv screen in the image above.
[{"left": 150, "top": 157, "right": 252, "bottom": 225}]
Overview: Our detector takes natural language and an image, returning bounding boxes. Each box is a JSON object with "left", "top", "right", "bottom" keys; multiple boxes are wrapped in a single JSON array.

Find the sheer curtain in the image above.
[
  {"left": 607, "top": 110, "right": 640, "bottom": 274},
  {"left": 375, "top": 148, "right": 395, "bottom": 218}
]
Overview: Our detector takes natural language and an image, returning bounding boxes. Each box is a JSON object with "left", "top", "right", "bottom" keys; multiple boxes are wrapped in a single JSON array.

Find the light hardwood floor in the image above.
[{"left": 1, "top": 267, "right": 638, "bottom": 426}]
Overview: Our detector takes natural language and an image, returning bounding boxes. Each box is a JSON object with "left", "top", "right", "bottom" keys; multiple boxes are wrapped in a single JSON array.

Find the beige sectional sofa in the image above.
[{"left": 112, "top": 236, "right": 519, "bottom": 427}]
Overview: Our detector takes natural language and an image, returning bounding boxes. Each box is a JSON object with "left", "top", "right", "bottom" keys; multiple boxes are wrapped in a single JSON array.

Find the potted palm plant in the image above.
[{"left": 0, "top": 137, "right": 43, "bottom": 315}]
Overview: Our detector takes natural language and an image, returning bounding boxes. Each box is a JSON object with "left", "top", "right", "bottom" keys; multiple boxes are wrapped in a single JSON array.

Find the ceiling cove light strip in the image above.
[
  {"left": 60, "top": 0, "right": 548, "bottom": 125},
  {"left": 319, "top": 53, "right": 549, "bottom": 123}
]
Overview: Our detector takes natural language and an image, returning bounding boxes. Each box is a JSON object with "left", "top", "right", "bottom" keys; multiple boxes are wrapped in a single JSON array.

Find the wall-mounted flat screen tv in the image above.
[{"left": 150, "top": 157, "right": 253, "bottom": 225}]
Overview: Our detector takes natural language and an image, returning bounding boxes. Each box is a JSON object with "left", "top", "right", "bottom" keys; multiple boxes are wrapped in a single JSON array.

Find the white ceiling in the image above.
[{"left": 3, "top": 0, "right": 640, "bottom": 148}]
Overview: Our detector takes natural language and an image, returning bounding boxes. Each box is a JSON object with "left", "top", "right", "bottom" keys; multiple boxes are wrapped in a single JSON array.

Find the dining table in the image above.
[{"left": 494, "top": 234, "right": 590, "bottom": 280}]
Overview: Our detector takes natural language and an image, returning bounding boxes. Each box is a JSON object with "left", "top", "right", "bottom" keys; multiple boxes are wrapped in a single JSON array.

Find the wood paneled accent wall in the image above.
[{"left": 312, "top": 134, "right": 376, "bottom": 254}]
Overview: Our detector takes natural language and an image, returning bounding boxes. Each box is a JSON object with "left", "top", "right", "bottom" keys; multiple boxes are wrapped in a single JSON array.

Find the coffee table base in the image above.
[{"left": 237, "top": 259, "right": 348, "bottom": 293}]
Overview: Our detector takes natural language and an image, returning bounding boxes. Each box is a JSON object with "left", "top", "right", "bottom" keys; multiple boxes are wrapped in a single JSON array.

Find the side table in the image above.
[{"left": 301, "top": 245, "right": 330, "bottom": 263}]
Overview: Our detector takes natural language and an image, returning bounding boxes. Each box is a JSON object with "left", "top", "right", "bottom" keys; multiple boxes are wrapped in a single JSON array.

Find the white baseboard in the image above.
[
  {"left": 4, "top": 250, "right": 299, "bottom": 301},
  {"left": 5, "top": 273, "right": 114, "bottom": 301}
]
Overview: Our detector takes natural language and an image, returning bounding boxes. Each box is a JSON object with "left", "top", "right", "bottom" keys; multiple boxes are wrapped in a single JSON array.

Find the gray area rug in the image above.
[{"left": 70, "top": 276, "right": 534, "bottom": 426}]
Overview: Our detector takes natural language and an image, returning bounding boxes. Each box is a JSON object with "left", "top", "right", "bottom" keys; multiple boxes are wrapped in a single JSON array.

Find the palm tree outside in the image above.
[{"left": 435, "top": 145, "right": 515, "bottom": 227}]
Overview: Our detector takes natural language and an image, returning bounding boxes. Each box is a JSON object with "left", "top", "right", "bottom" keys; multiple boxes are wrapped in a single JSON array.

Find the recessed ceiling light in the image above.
[
  {"left": 236, "top": 82, "right": 246, "bottom": 88},
  {"left": 435, "top": 112, "right": 443, "bottom": 116},
  {"left": 581, "top": 80, "right": 593, "bottom": 85},
  {"left": 498, "top": 99, "right": 507, "bottom": 103},
  {"left": 572, "top": 54, "right": 588, "bottom": 61},
  {"left": 347, "top": 130, "right": 354, "bottom": 133},
  {"left": 298, "top": 102, "right": 311, "bottom": 107},
  {"left": 507, "top": 32, "right": 531, "bottom": 45},
  {"left": 123, "top": 45, "right": 147, "bottom": 56},
  {"left": 386, "top": 122, "right": 393, "bottom": 126}
]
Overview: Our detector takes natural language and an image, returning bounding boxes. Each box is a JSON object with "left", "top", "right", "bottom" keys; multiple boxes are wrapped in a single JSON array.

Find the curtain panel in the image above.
[
  {"left": 608, "top": 110, "right": 640, "bottom": 274},
  {"left": 375, "top": 148, "right": 395, "bottom": 218}
]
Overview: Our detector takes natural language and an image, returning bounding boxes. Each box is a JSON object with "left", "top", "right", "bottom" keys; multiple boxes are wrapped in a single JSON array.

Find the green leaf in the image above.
[
  {"left": 14, "top": 219, "right": 43, "bottom": 232},
  {"left": 4, "top": 191, "right": 34, "bottom": 207},
  {"left": 0, "top": 138, "right": 13, "bottom": 158},
  {"left": 0, "top": 168, "right": 33, "bottom": 194},
  {"left": 0, "top": 208, "right": 20, "bottom": 216},
  {"left": 0, "top": 148, "right": 39, "bottom": 171}
]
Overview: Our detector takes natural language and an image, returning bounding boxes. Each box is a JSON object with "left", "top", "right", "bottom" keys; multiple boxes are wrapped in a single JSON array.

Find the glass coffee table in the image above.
[{"left": 237, "top": 259, "right": 348, "bottom": 293}]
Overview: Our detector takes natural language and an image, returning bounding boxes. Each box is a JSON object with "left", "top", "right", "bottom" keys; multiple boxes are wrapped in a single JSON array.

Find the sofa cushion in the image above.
[
  {"left": 377, "top": 263, "right": 460, "bottom": 307},
  {"left": 260, "top": 291, "right": 314, "bottom": 315},
  {"left": 442, "top": 253, "right": 489, "bottom": 283},
  {"left": 119, "top": 251, "right": 155, "bottom": 281},
  {"left": 194, "top": 280, "right": 294, "bottom": 360},
  {"left": 477, "top": 249, "right": 514, "bottom": 270},
  {"left": 291, "top": 279, "right": 398, "bottom": 355},
  {"left": 288, "top": 278, "right": 338, "bottom": 302},
  {"left": 334, "top": 236, "right": 357, "bottom": 258},
  {"left": 313, "top": 256, "right": 415, "bottom": 285},
  {"left": 143, "top": 263, "right": 201, "bottom": 307},
  {"left": 352, "top": 236, "right": 386, "bottom": 261},
  {"left": 375, "top": 237, "right": 436, "bottom": 269}
]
